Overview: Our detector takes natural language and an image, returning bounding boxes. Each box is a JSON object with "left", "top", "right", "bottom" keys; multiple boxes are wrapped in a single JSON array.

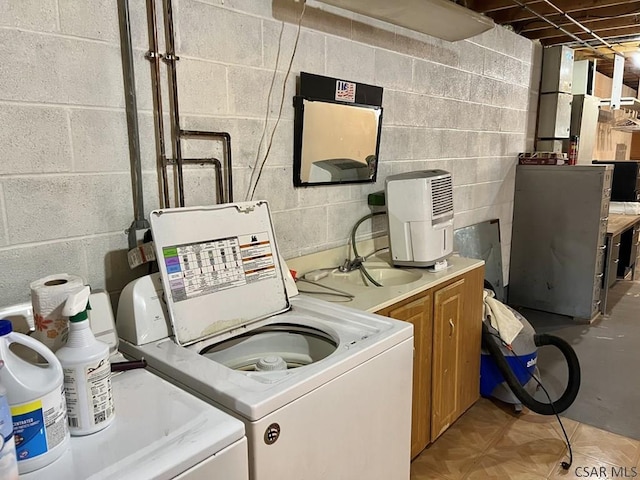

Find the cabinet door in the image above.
[
  {"left": 431, "top": 279, "right": 465, "bottom": 441},
  {"left": 456, "top": 267, "right": 483, "bottom": 420},
  {"left": 382, "top": 292, "right": 432, "bottom": 459}
]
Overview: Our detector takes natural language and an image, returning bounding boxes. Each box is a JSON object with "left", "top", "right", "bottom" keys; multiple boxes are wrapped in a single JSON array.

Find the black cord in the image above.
[
  {"left": 488, "top": 330, "right": 573, "bottom": 470},
  {"left": 248, "top": 2, "right": 306, "bottom": 201},
  {"left": 350, "top": 211, "right": 386, "bottom": 287}
]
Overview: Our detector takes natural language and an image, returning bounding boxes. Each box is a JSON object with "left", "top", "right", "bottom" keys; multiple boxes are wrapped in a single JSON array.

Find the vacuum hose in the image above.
[{"left": 481, "top": 322, "right": 581, "bottom": 415}]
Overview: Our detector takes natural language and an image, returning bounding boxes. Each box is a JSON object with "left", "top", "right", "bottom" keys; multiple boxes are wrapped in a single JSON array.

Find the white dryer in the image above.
[{"left": 117, "top": 202, "right": 414, "bottom": 480}]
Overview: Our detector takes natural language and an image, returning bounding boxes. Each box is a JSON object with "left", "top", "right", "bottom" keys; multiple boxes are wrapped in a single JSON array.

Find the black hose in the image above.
[
  {"left": 351, "top": 212, "right": 386, "bottom": 287},
  {"left": 481, "top": 323, "right": 581, "bottom": 415}
]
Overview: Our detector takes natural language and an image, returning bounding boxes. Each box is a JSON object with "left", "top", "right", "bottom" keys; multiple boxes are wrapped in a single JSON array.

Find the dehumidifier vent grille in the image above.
[{"left": 431, "top": 175, "right": 453, "bottom": 218}]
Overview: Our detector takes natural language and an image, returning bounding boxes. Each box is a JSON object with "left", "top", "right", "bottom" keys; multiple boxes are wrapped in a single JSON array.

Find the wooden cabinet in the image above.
[
  {"left": 376, "top": 265, "right": 484, "bottom": 458},
  {"left": 384, "top": 293, "right": 432, "bottom": 457}
]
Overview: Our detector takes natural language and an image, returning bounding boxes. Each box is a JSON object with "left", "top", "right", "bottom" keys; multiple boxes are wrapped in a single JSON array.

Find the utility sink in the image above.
[{"left": 330, "top": 266, "right": 422, "bottom": 287}]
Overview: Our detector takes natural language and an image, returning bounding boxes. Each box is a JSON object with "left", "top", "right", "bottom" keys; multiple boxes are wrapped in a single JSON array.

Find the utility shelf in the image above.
[{"left": 600, "top": 97, "right": 640, "bottom": 112}]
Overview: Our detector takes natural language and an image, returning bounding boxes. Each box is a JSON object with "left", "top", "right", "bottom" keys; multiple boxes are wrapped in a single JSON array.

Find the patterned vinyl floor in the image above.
[{"left": 411, "top": 398, "right": 640, "bottom": 479}]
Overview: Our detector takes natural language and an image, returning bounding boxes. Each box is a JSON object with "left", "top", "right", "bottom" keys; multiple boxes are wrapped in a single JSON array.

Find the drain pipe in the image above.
[
  {"left": 145, "top": 0, "right": 170, "bottom": 208},
  {"left": 117, "top": 0, "right": 150, "bottom": 250}
]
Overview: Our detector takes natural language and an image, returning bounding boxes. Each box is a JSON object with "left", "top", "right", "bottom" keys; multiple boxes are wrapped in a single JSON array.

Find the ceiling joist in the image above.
[
  {"left": 462, "top": 0, "right": 640, "bottom": 88},
  {"left": 528, "top": 17, "right": 640, "bottom": 44},
  {"left": 514, "top": 3, "right": 640, "bottom": 34},
  {"left": 541, "top": 26, "right": 640, "bottom": 46}
]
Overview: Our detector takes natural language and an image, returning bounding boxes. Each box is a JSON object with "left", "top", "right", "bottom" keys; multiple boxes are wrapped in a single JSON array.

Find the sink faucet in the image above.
[{"left": 339, "top": 256, "right": 365, "bottom": 273}]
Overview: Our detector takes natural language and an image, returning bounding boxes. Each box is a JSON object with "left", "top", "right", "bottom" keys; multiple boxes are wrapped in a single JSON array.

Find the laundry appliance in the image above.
[
  {"left": 0, "top": 294, "right": 249, "bottom": 480},
  {"left": 117, "top": 201, "right": 414, "bottom": 480}
]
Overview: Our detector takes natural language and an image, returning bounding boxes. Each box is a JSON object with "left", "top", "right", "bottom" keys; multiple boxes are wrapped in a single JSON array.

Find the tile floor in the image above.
[{"left": 411, "top": 398, "right": 640, "bottom": 479}]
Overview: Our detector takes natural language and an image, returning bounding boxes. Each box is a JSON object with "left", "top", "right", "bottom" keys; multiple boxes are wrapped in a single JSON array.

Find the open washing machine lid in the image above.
[{"left": 149, "top": 202, "right": 290, "bottom": 346}]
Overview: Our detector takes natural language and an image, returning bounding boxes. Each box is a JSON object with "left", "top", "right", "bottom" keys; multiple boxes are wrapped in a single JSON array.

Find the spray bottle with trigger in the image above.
[{"left": 55, "top": 286, "right": 115, "bottom": 436}]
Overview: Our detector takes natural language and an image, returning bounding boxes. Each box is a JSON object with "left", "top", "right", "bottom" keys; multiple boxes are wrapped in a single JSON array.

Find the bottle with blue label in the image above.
[
  {"left": 0, "top": 319, "right": 69, "bottom": 474},
  {"left": 0, "top": 368, "right": 19, "bottom": 480}
]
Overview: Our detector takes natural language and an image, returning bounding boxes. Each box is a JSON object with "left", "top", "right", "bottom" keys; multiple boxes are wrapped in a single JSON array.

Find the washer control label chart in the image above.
[
  {"left": 238, "top": 232, "right": 277, "bottom": 283},
  {"left": 163, "top": 231, "right": 276, "bottom": 301}
]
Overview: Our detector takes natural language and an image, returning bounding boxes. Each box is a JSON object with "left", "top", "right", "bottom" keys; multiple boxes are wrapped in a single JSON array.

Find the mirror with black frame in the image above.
[{"left": 293, "top": 72, "right": 384, "bottom": 187}]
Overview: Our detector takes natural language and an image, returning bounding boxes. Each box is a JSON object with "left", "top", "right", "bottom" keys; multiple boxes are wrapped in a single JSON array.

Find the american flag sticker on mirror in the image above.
[{"left": 335, "top": 80, "right": 356, "bottom": 102}]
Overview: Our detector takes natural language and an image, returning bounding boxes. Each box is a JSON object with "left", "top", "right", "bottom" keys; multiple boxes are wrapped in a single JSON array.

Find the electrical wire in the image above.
[
  {"left": 295, "top": 278, "right": 355, "bottom": 299},
  {"left": 244, "top": 23, "right": 285, "bottom": 201},
  {"left": 487, "top": 329, "right": 573, "bottom": 470},
  {"left": 246, "top": 1, "right": 306, "bottom": 201}
]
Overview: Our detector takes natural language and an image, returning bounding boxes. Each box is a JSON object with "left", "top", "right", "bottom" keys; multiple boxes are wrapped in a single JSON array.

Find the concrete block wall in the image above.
[{"left": 0, "top": 0, "right": 539, "bottom": 306}]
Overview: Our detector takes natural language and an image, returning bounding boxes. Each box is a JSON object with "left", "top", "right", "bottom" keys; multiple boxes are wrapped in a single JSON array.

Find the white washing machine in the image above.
[
  {"left": 0, "top": 296, "right": 248, "bottom": 480},
  {"left": 117, "top": 202, "right": 414, "bottom": 480}
]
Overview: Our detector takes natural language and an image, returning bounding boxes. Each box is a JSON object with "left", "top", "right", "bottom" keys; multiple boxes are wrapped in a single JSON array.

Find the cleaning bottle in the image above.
[
  {"left": 55, "top": 286, "right": 115, "bottom": 436},
  {"left": 0, "top": 366, "right": 19, "bottom": 480},
  {"left": 0, "top": 319, "right": 69, "bottom": 474}
]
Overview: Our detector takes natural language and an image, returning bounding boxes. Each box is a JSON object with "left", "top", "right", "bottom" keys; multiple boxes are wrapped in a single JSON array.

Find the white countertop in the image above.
[
  {"left": 292, "top": 253, "right": 485, "bottom": 313},
  {"left": 22, "top": 362, "right": 245, "bottom": 480}
]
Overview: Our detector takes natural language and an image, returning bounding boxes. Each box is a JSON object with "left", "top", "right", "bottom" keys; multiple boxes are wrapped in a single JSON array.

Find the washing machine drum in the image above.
[{"left": 200, "top": 323, "right": 338, "bottom": 372}]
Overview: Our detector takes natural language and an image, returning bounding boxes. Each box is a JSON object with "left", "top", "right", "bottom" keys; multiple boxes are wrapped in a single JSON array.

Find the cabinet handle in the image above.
[
  {"left": 615, "top": 243, "right": 621, "bottom": 247},
  {"left": 614, "top": 259, "right": 620, "bottom": 264},
  {"left": 596, "top": 273, "right": 604, "bottom": 278},
  {"left": 601, "top": 216, "right": 609, "bottom": 222},
  {"left": 449, "top": 319, "right": 455, "bottom": 336},
  {"left": 599, "top": 245, "right": 607, "bottom": 250}
]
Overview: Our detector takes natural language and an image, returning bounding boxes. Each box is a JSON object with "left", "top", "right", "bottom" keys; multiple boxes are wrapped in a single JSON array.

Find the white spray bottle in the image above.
[{"left": 55, "top": 286, "right": 115, "bottom": 435}]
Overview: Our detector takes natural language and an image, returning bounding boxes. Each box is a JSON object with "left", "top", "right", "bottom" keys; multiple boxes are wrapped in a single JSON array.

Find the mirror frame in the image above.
[{"left": 293, "top": 72, "right": 384, "bottom": 187}]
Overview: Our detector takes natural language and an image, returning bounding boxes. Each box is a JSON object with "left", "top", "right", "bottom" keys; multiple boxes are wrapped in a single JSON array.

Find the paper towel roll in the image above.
[{"left": 30, "top": 274, "right": 85, "bottom": 352}]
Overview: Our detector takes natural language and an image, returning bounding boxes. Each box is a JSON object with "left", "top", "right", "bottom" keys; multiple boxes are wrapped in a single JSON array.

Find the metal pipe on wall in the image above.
[
  {"left": 149, "top": 0, "right": 234, "bottom": 206},
  {"left": 180, "top": 130, "right": 234, "bottom": 203},
  {"left": 162, "top": 0, "right": 186, "bottom": 207},
  {"left": 145, "top": 0, "right": 170, "bottom": 208},
  {"left": 166, "top": 157, "right": 225, "bottom": 204},
  {"left": 117, "top": 0, "right": 150, "bottom": 249}
]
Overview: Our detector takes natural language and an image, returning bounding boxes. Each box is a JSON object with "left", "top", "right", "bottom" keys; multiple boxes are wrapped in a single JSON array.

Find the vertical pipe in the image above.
[
  {"left": 145, "top": 0, "right": 170, "bottom": 208},
  {"left": 223, "top": 134, "right": 234, "bottom": 202},
  {"left": 162, "top": 0, "right": 185, "bottom": 207},
  {"left": 117, "top": 0, "right": 146, "bottom": 223}
]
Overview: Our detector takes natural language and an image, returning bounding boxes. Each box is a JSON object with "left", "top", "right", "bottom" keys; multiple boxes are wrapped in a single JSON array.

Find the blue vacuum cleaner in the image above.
[{"left": 480, "top": 286, "right": 581, "bottom": 416}]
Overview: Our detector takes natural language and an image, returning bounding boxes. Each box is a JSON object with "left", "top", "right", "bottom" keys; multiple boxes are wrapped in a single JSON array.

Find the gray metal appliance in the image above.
[{"left": 509, "top": 164, "right": 613, "bottom": 321}]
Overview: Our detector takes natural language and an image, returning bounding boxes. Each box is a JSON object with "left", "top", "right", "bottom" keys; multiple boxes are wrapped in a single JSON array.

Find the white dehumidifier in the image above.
[{"left": 385, "top": 170, "right": 454, "bottom": 267}]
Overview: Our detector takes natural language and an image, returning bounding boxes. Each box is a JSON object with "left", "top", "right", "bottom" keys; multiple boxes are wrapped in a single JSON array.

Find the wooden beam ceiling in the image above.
[
  {"left": 462, "top": 0, "right": 640, "bottom": 89},
  {"left": 512, "top": 0, "right": 640, "bottom": 35},
  {"left": 537, "top": 27, "right": 640, "bottom": 47},
  {"left": 532, "top": 23, "right": 640, "bottom": 46},
  {"left": 467, "top": 0, "right": 638, "bottom": 24}
]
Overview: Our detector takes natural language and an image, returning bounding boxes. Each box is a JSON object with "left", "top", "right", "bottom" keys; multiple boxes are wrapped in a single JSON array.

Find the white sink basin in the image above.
[{"left": 330, "top": 266, "right": 422, "bottom": 287}]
